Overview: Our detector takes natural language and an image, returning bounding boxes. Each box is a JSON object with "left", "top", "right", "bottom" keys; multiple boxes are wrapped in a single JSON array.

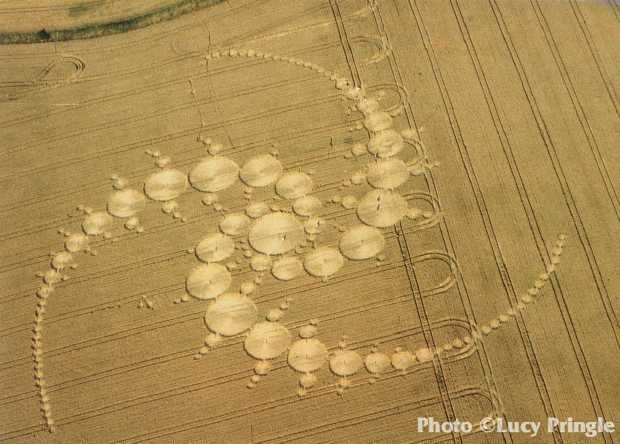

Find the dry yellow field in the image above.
[{"left": 0, "top": 0, "right": 618, "bottom": 443}]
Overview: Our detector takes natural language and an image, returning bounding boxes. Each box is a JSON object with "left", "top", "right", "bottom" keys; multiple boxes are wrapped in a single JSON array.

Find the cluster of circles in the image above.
[
  {"left": 31, "top": 47, "right": 567, "bottom": 433},
  {"left": 182, "top": 63, "right": 441, "bottom": 392}
]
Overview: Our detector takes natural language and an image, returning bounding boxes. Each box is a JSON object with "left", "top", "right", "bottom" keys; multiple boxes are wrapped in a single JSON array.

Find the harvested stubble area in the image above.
[{"left": 0, "top": 0, "right": 618, "bottom": 443}]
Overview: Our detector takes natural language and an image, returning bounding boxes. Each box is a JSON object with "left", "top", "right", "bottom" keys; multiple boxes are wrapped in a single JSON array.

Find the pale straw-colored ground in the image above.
[{"left": 0, "top": 1, "right": 618, "bottom": 442}]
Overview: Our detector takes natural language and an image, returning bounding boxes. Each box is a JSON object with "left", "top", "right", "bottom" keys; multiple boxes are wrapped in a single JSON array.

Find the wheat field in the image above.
[{"left": 0, "top": 1, "right": 618, "bottom": 443}]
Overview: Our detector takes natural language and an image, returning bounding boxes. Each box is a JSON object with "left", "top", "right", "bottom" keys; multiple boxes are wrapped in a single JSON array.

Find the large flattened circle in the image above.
[
  {"left": 288, "top": 338, "right": 329, "bottom": 373},
  {"left": 275, "top": 172, "right": 313, "bottom": 199},
  {"left": 366, "top": 158, "right": 410, "bottom": 189},
  {"left": 329, "top": 349, "right": 364, "bottom": 376},
  {"left": 144, "top": 169, "right": 188, "bottom": 201},
  {"left": 186, "top": 263, "right": 231, "bottom": 300},
  {"left": 303, "top": 247, "right": 344, "bottom": 278},
  {"left": 367, "top": 129, "right": 404, "bottom": 158},
  {"left": 339, "top": 225, "right": 385, "bottom": 260},
  {"left": 219, "top": 212, "right": 251, "bottom": 236},
  {"left": 248, "top": 212, "right": 305, "bottom": 255},
  {"left": 292, "top": 195, "right": 322, "bottom": 216},
  {"left": 357, "top": 189, "right": 408, "bottom": 228},
  {"left": 195, "top": 233, "right": 235, "bottom": 263},
  {"left": 106, "top": 188, "right": 146, "bottom": 218},
  {"left": 82, "top": 211, "right": 113, "bottom": 235},
  {"left": 204, "top": 293, "right": 258, "bottom": 336},
  {"left": 244, "top": 321, "right": 292, "bottom": 360},
  {"left": 189, "top": 156, "right": 239, "bottom": 192},
  {"left": 271, "top": 256, "right": 304, "bottom": 281},
  {"left": 240, "top": 154, "right": 283, "bottom": 187},
  {"left": 364, "top": 352, "right": 392, "bottom": 374}
]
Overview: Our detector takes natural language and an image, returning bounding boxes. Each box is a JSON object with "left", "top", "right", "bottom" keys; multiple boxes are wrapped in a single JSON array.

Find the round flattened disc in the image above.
[
  {"left": 204, "top": 293, "right": 258, "bottom": 336},
  {"left": 275, "top": 172, "right": 313, "bottom": 200},
  {"left": 250, "top": 254, "right": 272, "bottom": 271},
  {"left": 219, "top": 212, "right": 251, "bottom": 236},
  {"left": 391, "top": 350, "right": 415, "bottom": 370},
  {"left": 246, "top": 201, "right": 270, "bottom": 218},
  {"left": 367, "top": 129, "right": 404, "bottom": 158},
  {"left": 186, "top": 263, "right": 231, "bottom": 300},
  {"left": 299, "top": 373, "right": 317, "bottom": 388},
  {"left": 366, "top": 158, "right": 410, "bottom": 189},
  {"left": 339, "top": 225, "right": 385, "bottom": 260},
  {"left": 304, "top": 247, "right": 344, "bottom": 278},
  {"left": 189, "top": 156, "right": 239, "bottom": 192},
  {"left": 82, "top": 211, "right": 113, "bottom": 235},
  {"left": 357, "top": 189, "right": 408, "bottom": 228},
  {"left": 195, "top": 233, "right": 235, "bottom": 263},
  {"left": 304, "top": 217, "right": 321, "bottom": 234},
  {"left": 272, "top": 256, "right": 304, "bottom": 281},
  {"left": 51, "top": 251, "right": 72, "bottom": 270},
  {"left": 106, "top": 188, "right": 146, "bottom": 218},
  {"left": 244, "top": 321, "right": 292, "bottom": 360},
  {"left": 248, "top": 212, "right": 305, "bottom": 255},
  {"left": 65, "top": 233, "right": 89, "bottom": 252},
  {"left": 43, "top": 269, "right": 62, "bottom": 285},
  {"left": 329, "top": 349, "right": 364, "bottom": 376},
  {"left": 240, "top": 154, "right": 283, "bottom": 187},
  {"left": 364, "top": 352, "right": 392, "bottom": 374},
  {"left": 288, "top": 338, "right": 329, "bottom": 373},
  {"left": 357, "top": 97, "right": 381, "bottom": 114},
  {"left": 144, "top": 169, "right": 188, "bottom": 201},
  {"left": 292, "top": 195, "right": 322, "bottom": 216},
  {"left": 299, "top": 325, "right": 318, "bottom": 339},
  {"left": 363, "top": 111, "right": 393, "bottom": 132}
]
